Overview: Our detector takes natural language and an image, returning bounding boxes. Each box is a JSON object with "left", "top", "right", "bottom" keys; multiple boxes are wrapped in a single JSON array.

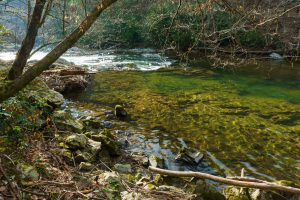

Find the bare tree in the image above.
[{"left": 0, "top": 0, "right": 118, "bottom": 102}]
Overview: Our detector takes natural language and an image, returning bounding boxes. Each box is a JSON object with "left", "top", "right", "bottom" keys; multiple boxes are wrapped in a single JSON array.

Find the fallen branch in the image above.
[{"left": 149, "top": 167, "right": 300, "bottom": 194}]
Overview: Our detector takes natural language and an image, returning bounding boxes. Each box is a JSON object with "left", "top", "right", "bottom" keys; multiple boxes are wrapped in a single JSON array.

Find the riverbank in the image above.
[{"left": 0, "top": 65, "right": 228, "bottom": 199}]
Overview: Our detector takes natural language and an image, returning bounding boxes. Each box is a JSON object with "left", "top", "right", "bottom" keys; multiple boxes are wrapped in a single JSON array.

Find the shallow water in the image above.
[{"left": 69, "top": 66, "right": 300, "bottom": 183}]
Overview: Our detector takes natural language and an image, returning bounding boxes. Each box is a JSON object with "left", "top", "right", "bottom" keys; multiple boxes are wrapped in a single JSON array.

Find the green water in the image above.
[{"left": 70, "top": 66, "right": 300, "bottom": 183}]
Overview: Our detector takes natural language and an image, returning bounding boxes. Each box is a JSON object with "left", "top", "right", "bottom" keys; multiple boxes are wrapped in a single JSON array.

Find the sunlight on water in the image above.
[{"left": 68, "top": 68, "right": 300, "bottom": 183}]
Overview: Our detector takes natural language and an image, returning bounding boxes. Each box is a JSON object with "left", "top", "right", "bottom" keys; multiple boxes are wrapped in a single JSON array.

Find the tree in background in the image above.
[{"left": 0, "top": 0, "right": 118, "bottom": 103}]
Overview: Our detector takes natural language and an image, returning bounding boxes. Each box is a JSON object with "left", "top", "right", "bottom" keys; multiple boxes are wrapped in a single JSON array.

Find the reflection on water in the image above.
[{"left": 68, "top": 67, "right": 300, "bottom": 183}]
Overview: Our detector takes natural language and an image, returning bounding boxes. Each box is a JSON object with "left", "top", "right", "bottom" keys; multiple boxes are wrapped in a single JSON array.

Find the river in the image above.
[{"left": 1, "top": 46, "right": 299, "bottom": 183}]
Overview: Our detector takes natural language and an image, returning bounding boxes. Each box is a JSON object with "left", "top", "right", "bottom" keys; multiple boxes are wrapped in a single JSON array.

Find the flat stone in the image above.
[{"left": 175, "top": 147, "right": 204, "bottom": 165}]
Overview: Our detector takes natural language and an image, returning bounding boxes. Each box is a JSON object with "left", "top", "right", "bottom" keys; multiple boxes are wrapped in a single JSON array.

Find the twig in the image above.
[
  {"left": 23, "top": 180, "right": 75, "bottom": 187},
  {"left": 257, "top": 3, "right": 300, "bottom": 26},
  {"left": 149, "top": 167, "right": 300, "bottom": 194},
  {"left": 21, "top": 188, "right": 48, "bottom": 197}
]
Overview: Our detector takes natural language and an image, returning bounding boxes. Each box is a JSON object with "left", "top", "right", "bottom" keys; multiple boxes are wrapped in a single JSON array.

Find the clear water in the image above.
[{"left": 68, "top": 61, "right": 300, "bottom": 183}]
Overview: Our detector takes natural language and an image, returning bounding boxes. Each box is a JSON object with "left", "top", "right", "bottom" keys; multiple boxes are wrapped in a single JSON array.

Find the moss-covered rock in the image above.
[
  {"left": 65, "top": 134, "right": 88, "bottom": 149},
  {"left": 115, "top": 105, "right": 127, "bottom": 118},
  {"left": 224, "top": 186, "right": 251, "bottom": 200},
  {"left": 91, "top": 129, "right": 121, "bottom": 156},
  {"left": 54, "top": 110, "right": 83, "bottom": 133}
]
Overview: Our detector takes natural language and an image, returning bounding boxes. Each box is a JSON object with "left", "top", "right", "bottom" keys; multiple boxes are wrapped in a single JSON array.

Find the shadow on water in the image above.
[{"left": 66, "top": 55, "right": 300, "bottom": 183}]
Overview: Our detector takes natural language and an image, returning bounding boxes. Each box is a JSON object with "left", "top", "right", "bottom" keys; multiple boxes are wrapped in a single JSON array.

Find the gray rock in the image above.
[
  {"left": 175, "top": 147, "right": 204, "bottom": 165},
  {"left": 101, "top": 120, "right": 113, "bottom": 129},
  {"left": 26, "top": 78, "right": 65, "bottom": 107},
  {"left": 87, "top": 139, "right": 102, "bottom": 156},
  {"left": 269, "top": 52, "right": 284, "bottom": 60},
  {"left": 65, "top": 134, "right": 88, "bottom": 149}
]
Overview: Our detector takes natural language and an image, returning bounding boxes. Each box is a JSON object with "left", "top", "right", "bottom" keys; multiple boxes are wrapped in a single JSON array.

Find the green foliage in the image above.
[
  {"left": 0, "top": 93, "right": 53, "bottom": 142},
  {"left": 0, "top": 24, "right": 11, "bottom": 44},
  {"left": 238, "top": 30, "right": 266, "bottom": 48}
]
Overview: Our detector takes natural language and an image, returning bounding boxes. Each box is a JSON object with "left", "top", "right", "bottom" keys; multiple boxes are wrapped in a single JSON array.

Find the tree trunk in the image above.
[
  {"left": 7, "top": 0, "right": 47, "bottom": 80},
  {"left": 0, "top": 0, "right": 117, "bottom": 103}
]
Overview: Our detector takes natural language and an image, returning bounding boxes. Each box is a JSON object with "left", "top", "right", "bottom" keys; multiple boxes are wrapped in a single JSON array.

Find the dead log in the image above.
[{"left": 149, "top": 166, "right": 300, "bottom": 194}]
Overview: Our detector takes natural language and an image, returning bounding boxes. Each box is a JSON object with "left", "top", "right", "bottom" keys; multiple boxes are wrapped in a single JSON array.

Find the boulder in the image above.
[
  {"left": 25, "top": 78, "right": 65, "bottom": 107},
  {"left": 82, "top": 117, "right": 102, "bottom": 129},
  {"left": 65, "top": 134, "right": 88, "bottom": 149}
]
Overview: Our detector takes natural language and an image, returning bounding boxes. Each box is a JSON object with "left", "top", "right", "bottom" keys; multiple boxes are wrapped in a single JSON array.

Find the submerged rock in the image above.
[
  {"left": 175, "top": 147, "right": 204, "bottom": 165},
  {"left": 65, "top": 134, "right": 88, "bottom": 149}
]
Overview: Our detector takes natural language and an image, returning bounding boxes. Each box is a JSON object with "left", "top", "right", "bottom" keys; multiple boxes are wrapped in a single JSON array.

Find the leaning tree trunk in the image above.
[
  {"left": 7, "top": 0, "right": 47, "bottom": 80},
  {"left": 0, "top": 0, "right": 117, "bottom": 102}
]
